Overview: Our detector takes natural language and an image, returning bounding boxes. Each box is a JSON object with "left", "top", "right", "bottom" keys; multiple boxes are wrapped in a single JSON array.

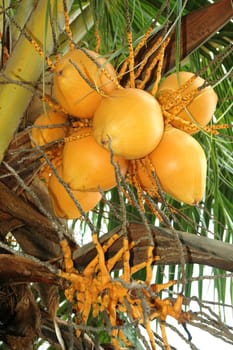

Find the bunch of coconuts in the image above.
[{"left": 31, "top": 48, "right": 217, "bottom": 219}]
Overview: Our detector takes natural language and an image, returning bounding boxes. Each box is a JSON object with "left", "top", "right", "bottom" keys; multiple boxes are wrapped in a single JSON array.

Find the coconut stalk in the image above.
[{"left": 0, "top": 0, "right": 74, "bottom": 163}]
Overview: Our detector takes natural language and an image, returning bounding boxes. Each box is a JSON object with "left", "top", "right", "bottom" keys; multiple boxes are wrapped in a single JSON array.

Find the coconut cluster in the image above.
[
  {"left": 136, "top": 71, "right": 217, "bottom": 205},
  {"left": 31, "top": 49, "right": 218, "bottom": 218}
]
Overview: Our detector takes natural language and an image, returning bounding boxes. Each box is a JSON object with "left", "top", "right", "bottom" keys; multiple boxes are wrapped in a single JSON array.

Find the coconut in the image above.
[
  {"left": 157, "top": 71, "right": 218, "bottom": 132},
  {"left": 53, "top": 49, "right": 118, "bottom": 118},
  {"left": 93, "top": 88, "right": 164, "bottom": 159},
  {"left": 48, "top": 166, "right": 102, "bottom": 219},
  {"left": 137, "top": 127, "right": 207, "bottom": 205},
  {"left": 62, "top": 127, "right": 128, "bottom": 191},
  {"left": 31, "top": 110, "right": 68, "bottom": 146}
]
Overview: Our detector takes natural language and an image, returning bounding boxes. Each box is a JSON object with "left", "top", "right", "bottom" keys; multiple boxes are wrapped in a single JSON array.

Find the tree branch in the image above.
[
  {"left": 74, "top": 222, "right": 233, "bottom": 272},
  {"left": 0, "top": 254, "right": 64, "bottom": 287}
]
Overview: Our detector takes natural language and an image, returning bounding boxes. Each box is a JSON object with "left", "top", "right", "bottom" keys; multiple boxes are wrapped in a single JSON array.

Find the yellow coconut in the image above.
[
  {"left": 93, "top": 88, "right": 164, "bottom": 160},
  {"left": 157, "top": 71, "right": 218, "bottom": 131},
  {"left": 48, "top": 166, "right": 102, "bottom": 219},
  {"left": 53, "top": 48, "right": 118, "bottom": 118},
  {"left": 31, "top": 110, "right": 68, "bottom": 146},
  {"left": 137, "top": 127, "right": 207, "bottom": 205},
  {"left": 62, "top": 127, "right": 128, "bottom": 191}
]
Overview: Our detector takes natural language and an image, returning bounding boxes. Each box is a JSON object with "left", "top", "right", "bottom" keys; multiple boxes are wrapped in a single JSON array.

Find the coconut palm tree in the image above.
[{"left": 0, "top": 1, "right": 232, "bottom": 349}]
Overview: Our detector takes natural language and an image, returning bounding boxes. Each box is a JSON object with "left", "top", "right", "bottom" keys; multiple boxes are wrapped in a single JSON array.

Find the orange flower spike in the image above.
[
  {"left": 151, "top": 280, "right": 176, "bottom": 293},
  {"left": 144, "top": 199, "right": 164, "bottom": 222},
  {"left": 207, "top": 123, "right": 232, "bottom": 134},
  {"left": 76, "top": 289, "right": 86, "bottom": 312},
  {"left": 145, "top": 245, "right": 154, "bottom": 284},
  {"left": 95, "top": 21, "right": 101, "bottom": 53},
  {"left": 130, "top": 299, "right": 143, "bottom": 321},
  {"left": 104, "top": 233, "right": 121, "bottom": 251},
  {"left": 102, "top": 293, "right": 110, "bottom": 309},
  {"left": 109, "top": 296, "right": 118, "bottom": 324},
  {"left": 129, "top": 160, "right": 145, "bottom": 212},
  {"left": 62, "top": 0, "right": 75, "bottom": 51},
  {"left": 150, "top": 37, "right": 171, "bottom": 96},
  {"left": 125, "top": 0, "right": 135, "bottom": 88},
  {"left": 169, "top": 294, "right": 184, "bottom": 320},
  {"left": 81, "top": 293, "right": 93, "bottom": 324},
  {"left": 59, "top": 272, "right": 83, "bottom": 295},
  {"left": 75, "top": 328, "right": 81, "bottom": 337},
  {"left": 92, "top": 233, "right": 110, "bottom": 285},
  {"left": 137, "top": 53, "right": 160, "bottom": 90},
  {"left": 127, "top": 31, "right": 135, "bottom": 88},
  {"left": 118, "top": 25, "right": 153, "bottom": 82},
  {"left": 82, "top": 255, "right": 99, "bottom": 277},
  {"left": 64, "top": 285, "right": 75, "bottom": 303},
  {"left": 134, "top": 26, "right": 153, "bottom": 57},
  {"left": 106, "top": 247, "right": 125, "bottom": 272},
  {"left": 160, "top": 322, "right": 171, "bottom": 350},
  {"left": 60, "top": 239, "right": 74, "bottom": 273},
  {"left": 139, "top": 37, "right": 170, "bottom": 92},
  {"left": 152, "top": 297, "right": 171, "bottom": 321},
  {"left": 155, "top": 295, "right": 184, "bottom": 322},
  {"left": 118, "top": 330, "right": 132, "bottom": 348},
  {"left": 135, "top": 36, "right": 163, "bottom": 81},
  {"left": 130, "top": 254, "right": 160, "bottom": 275},
  {"left": 41, "top": 95, "right": 65, "bottom": 113},
  {"left": 145, "top": 320, "right": 157, "bottom": 350},
  {"left": 158, "top": 72, "right": 218, "bottom": 135},
  {"left": 112, "top": 334, "right": 121, "bottom": 350},
  {"left": 162, "top": 110, "right": 199, "bottom": 133},
  {"left": 122, "top": 236, "right": 130, "bottom": 282},
  {"left": 158, "top": 74, "right": 198, "bottom": 112},
  {"left": 30, "top": 37, "right": 56, "bottom": 70},
  {"left": 92, "top": 297, "right": 101, "bottom": 317},
  {"left": 95, "top": 233, "right": 122, "bottom": 272}
]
